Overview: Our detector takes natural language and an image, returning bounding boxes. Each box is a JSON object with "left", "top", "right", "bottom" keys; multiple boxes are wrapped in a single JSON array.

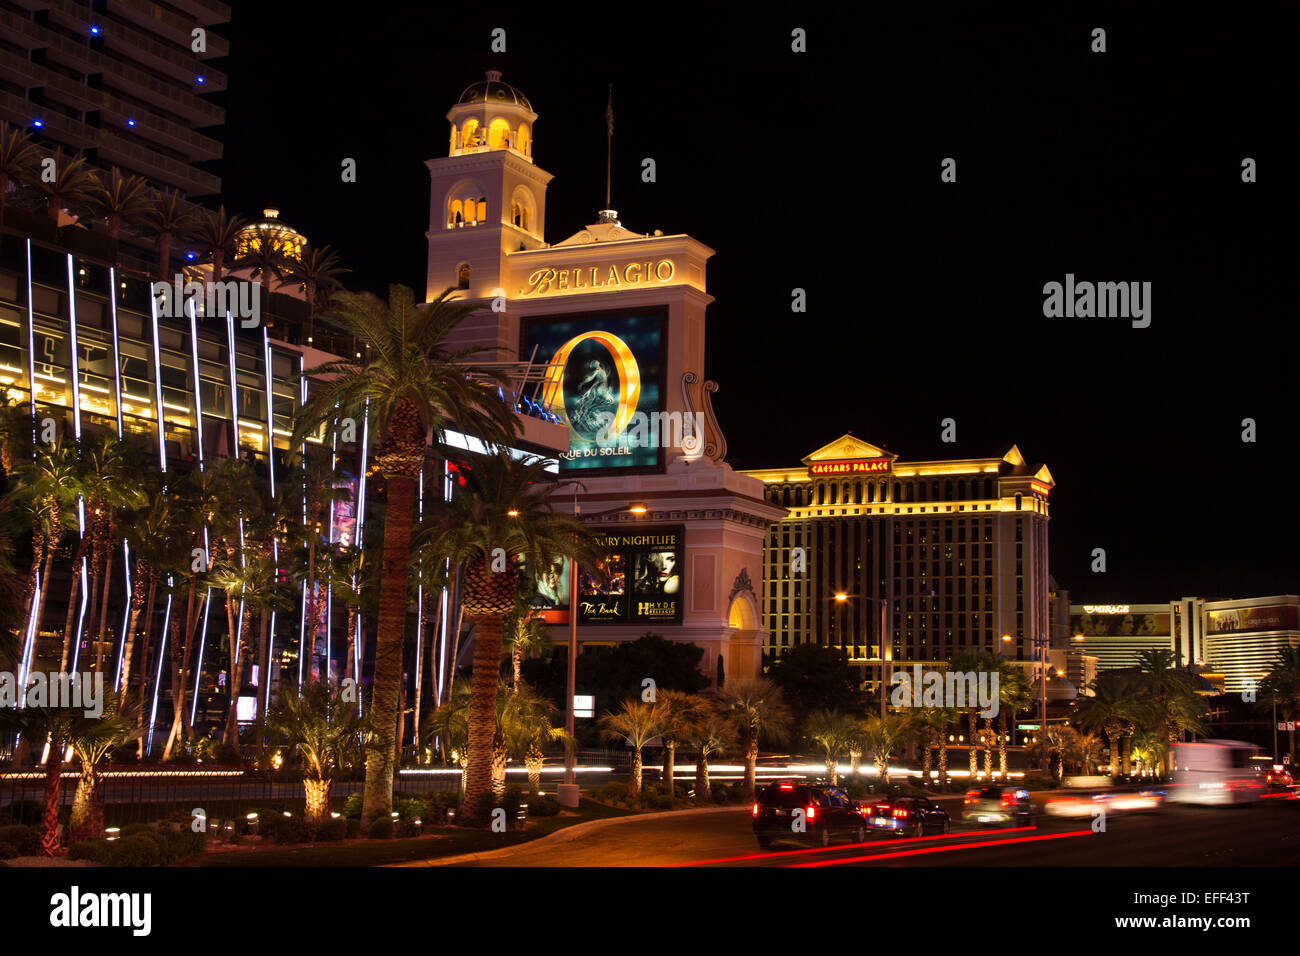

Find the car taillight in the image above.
[
  {"left": 1001, "top": 792, "right": 1014, "bottom": 806},
  {"left": 806, "top": 804, "right": 816, "bottom": 821},
  {"left": 893, "top": 807, "right": 907, "bottom": 818},
  {"left": 875, "top": 804, "right": 891, "bottom": 814},
  {"left": 964, "top": 790, "right": 978, "bottom": 805},
  {"left": 752, "top": 803, "right": 759, "bottom": 817}
]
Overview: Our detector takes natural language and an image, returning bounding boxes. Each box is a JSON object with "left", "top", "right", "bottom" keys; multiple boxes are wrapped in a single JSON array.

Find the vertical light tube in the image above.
[
  {"left": 188, "top": 297, "right": 204, "bottom": 468},
  {"left": 115, "top": 540, "right": 132, "bottom": 692},
  {"left": 68, "top": 501, "right": 88, "bottom": 673},
  {"left": 148, "top": 280, "right": 167, "bottom": 470},
  {"left": 146, "top": 583, "right": 174, "bottom": 755},
  {"left": 190, "top": 589, "right": 211, "bottom": 726},
  {"left": 18, "top": 241, "right": 40, "bottom": 678},
  {"left": 261, "top": 328, "right": 277, "bottom": 715},
  {"left": 65, "top": 255, "right": 82, "bottom": 438},
  {"left": 225, "top": 310, "right": 239, "bottom": 458},
  {"left": 109, "top": 266, "right": 123, "bottom": 437}
]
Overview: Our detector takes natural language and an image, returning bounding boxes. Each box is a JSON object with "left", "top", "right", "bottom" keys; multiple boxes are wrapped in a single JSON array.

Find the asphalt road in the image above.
[{"left": 444, "top": 796, "right": 1300, "bottom": 867}]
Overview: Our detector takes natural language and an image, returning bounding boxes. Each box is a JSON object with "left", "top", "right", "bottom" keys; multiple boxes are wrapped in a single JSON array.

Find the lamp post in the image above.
[{"left": 558, "top": 497, "right": 648, "bottom": 808}]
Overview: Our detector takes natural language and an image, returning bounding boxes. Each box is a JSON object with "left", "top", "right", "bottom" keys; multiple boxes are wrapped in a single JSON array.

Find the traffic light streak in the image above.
[
  {"left": 677, "top": 825, "right": 1035, "bottom": 866},
  {"left": 790, "top": 827, "right": 1095, "bottom": 867}
]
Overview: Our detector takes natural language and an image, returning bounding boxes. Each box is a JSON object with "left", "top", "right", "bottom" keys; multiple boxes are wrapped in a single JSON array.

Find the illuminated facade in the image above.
[
  {"left": 1071, "top": 595, "right": 1300, "bottom": 695},
  {"left": 425, "top": 72, "right": 783, "bottom": 683},
  {"left": 740, "top": 434, "right": 1055, "bottom": 692}
]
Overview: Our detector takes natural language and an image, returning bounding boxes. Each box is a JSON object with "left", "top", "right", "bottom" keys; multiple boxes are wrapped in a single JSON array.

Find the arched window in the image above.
[
  {"left": 488, "top": 118, "right": 511, "bottom": 149},
  {"left": 462, "top": 119, "right": 481, "bottom": 148},
  {"left": 517, "top": 123, "right": 530, "bottom": 155},
  {"left": 854, "top": 481, "right": 862, "bottom": 504},
  {"left": 1015, "top": 493, "right": 1022, "bottom": 511},
  {"left": 457, "top": 263, "right": 470, "bottom": 289},
  {"left": 449, "top": 199, "right": 463, "bottom": 225},
  {"left": 866, "top": 482, "right": 875, "bottom": 503},
  {"left": 958, "top": 479, "right": 966, "bottom": 500},
  {"left": 475, "top": 197, "right": 487, "bottom": 222}
]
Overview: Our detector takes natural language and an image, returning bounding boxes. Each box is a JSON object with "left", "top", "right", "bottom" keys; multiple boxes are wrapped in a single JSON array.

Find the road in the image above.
[{"left": 437, "top": 796, "right": 1300, "bottom": 867}]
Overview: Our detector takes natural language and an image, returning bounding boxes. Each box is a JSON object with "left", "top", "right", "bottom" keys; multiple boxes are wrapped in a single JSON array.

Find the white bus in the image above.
[{"left": 1169, "top": 739, "right": 1264, "bottom": 805}]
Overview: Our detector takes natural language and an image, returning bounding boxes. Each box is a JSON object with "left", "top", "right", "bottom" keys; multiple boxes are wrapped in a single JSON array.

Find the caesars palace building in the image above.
[
  {"left": 740, "top": 435, "right": 1056, "bottom": 693},
  {"left": 430, "top": 72, "right": 784, "bottom": 684}
]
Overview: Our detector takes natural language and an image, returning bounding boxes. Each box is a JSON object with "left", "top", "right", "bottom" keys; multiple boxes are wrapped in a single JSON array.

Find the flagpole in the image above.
[{"left": 605, "top": 84, "right": 613, "bottom": 210}]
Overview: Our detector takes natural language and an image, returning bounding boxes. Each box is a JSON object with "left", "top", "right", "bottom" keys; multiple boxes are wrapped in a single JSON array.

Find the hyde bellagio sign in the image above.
[
  {"left": 808, "top": 459, "right": 892, "bottom": 476},
  {"left": 518, "top": 258, "right": 677, "bottom": 297}
]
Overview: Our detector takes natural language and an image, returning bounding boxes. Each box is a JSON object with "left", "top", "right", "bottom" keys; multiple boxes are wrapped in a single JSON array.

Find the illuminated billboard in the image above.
[
  {"left": 578, "top": 526, "right": 683, "bottom": 626},
  {"left": 522, "top": 309, "right": 665, "bottom": 472},
  {"left": 1207, "top": 605, "right": 1299, "bottom": 634}
]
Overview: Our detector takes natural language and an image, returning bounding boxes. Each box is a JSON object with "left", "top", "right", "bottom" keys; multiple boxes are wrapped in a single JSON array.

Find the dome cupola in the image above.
[{"left": 447, "top": 70, "right": 537, "bottom": 163}]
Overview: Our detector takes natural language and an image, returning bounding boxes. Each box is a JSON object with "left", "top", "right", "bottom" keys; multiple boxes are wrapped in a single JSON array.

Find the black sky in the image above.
[{"left": 210, "top": 5, "right": 1296, "bottom": 604}]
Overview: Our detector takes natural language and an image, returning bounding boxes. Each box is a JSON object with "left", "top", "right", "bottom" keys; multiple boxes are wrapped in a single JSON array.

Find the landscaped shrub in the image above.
[
  {"left": 120, "top": 822, "right": 154, "bottom": 839},
  {"left": 345, "top": 818, "right": 361, "bottom": 838},
  {"left": 529, "top": 795, "right": 561, "bottom": 816},
  {"left": 395, "top": 819, "right": 421, "bottom": 838},
  {"left": 114, "top": 834, "right": 161, "bottom": 867},
  {"left": 0, "top": 825, "right": 41, "bottom": 856},
  {"left": 316, "top": 818, "right": 347, "bottom": 842},
  {"left": 341, "top": 794, "right": 363, "bottom": 820},
  {"left": 272, "top": 818, "right": 315, "bottom": 845},
  {"left": 367, "top": 817, "right": 394, "bottom": 840},
  {"left": 67, "top": 840, "right": 110, "bottom": 863},
  {"left": 395, "top": 797, "right": 428, "bottom": 821},
  {"left": 0, "top": 802, "right": 43, "bottom": 826},
  {"left": 0, "top": 841, "right": 19, "bottom": 860}
]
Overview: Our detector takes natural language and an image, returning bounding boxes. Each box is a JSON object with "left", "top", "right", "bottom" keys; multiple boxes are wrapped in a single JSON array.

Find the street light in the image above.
[
  {"left": 833, "top": 592, "right": 890, "bottom": 718},
  {"left": 558, "top": 494, "right": 645, "bottom": 808}
]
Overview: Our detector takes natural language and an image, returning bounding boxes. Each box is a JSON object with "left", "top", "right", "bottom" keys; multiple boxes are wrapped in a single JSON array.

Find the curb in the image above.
[{"left": 389, "top": 804, "right": 750, "bottom": 867}]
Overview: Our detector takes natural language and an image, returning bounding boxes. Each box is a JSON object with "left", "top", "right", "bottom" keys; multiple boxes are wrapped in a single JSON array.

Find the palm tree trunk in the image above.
[
  {"left": 998, "top": 711, "right": 1009, "bottom": 779},
  {"left": 162, "top": 611, "right": 184, "bottom": 759},
  {"left": 663, "top": 740, "right": 676, "bottom": 803},
  {"left": 134, "top": 577, "right": 159, "bottom": 748},
  {"left": 304, "top": 533, "right": 318, "bottom": 683},
  {"left": 968, "top": 711, "right": 978, "bottom": 777},
  {"left": 40, "top": 737, "right": 64, "bottom": 856},
  {"left": 824, "top": 756, "right": 837, "bottom": 785},
  {"left": 32, "top": 541, "right": 58, "bottom": 665},
  {"left": 939, "top": 735, "right": 949, "bottom": 787},
  {"left": 119, "top": 568, "right": 151, "bottom": 697},
  {"left": 695, "top": 752, "right": 711, "bottom": 801},
  {"left": 744, "top": 734, "right": 758, "bottom": 798},
  {"left": 1106, "top": 731, "right": 1120, "bottom": 781},
  {"left": 304, "top": 777, "right": 331, "bottom": 828},
  {"left": 59, "top": 535, "right": 91, "bottom": 673},
  {"left": 491, "top": 729, "right": 507, "bottom": 797},
  {"left": 526, "top": 743, "right": 543, "bottom": 795},
  {"left": 68, "top": 765, "right": 103, "bottom": 843},
  {"left": 361, "top": 468, "right": 418, "bottom": 825},
  {"left": 629, "top": 747, "right": 643, "bottom": 798},
  {"left": 94, "top": 536, "right": 116, "bottom": 673},
  {"left": 922, "top": 730, "right": 933, "bottom": 783},
  {"left": 223, "top": 609, "right": 252, "bottom": 748},
  {"left": 344, "top": 607, "right": 357, "bottom": 683},
  {"left": 464, "top": 613, "right": 504, "bottom": 825}
]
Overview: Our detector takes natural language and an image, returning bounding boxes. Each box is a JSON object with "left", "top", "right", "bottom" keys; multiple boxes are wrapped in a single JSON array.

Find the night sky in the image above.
[{"left": 211, "top": 6, "right": 1294, "bottom": 605}]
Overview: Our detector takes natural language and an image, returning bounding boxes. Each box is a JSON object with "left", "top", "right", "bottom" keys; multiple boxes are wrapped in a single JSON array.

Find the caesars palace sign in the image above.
[{"left": 520, "top": 258, "right": 676, "bottom": 297}]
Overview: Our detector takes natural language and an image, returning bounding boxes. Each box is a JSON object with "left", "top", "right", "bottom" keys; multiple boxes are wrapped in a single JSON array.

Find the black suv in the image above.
[
  {"left": 865, "top": 796, "right": 951, "bottom": 836},
  {"left": 752, "top": 781, "right": 867, "bottom": 848}
]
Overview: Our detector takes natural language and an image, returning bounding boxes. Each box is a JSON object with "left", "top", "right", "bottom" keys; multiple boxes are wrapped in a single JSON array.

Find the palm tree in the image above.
[
  {"left": 503, "top": 596, "right": 550, "bottom": 693},
  {"left": 996, "top": 665, "right": 1034, "bottom": 779},
  {"left": 144, "top": 188, "right": 194, "bottom": 280},
  {"left": 233, "top": 225, "right": 292, "bottom": 295},
  {"left": 860, "top": 711, "right": 912, "bottom": 786},
  {"left": 715, "top": 677, "right": 792, "bottom": 798},
  {"left": 190, "top": 205, "right": 247, "bottom": 282},
  {"left": 119, "top": 495, "right": 175, "bottom": 698},
  {"left": 67, "top": 697, "right": 138, "bottom": 842},
  {"left": 8, "top": 437, "right": 77, "bottom": 658},
  {"left": 211, "top": 553, "right": 292, "bottom": 748},
  {"left": 267, "top": 681, "right": 366, "bottom": 828},
  {"left": 291, "top": 284, "right": 522, "bottom": 825},
  {"left": 425, "top": 451, "right": 604, "bottom": 825},
  {"left": 804, "top": 708, "right": 855, "bottom": 785},
  {"left": 656, "top": 690, "right": 707, "bottom": 804},
  {"left": 502, "top": 681, "right": 567, "bottom": 795},
  {"left": 33, "top": 146, "right": 97, "bottom": 223},
  {"left": 599, "top": 699, "right": 665, "bottom": 799},
  {"left": 686, "top": 711, "right": 730, "bottom": 802},
  {"left": 424, "top": 676, "right": 470, "bottom": 770},
  {"left": 0, "top": 706, "right": 101, "bottom": 854},
  {"left": 1075, "top": 672, "right": 1145, "bottom": 780},
  {"left": 280, "top": 243, "right": 349, "bottom": 345},
  {"left": 1134, "top": 648, "right": 1207, "bottom": 773},
  {"left": 89, "top": 167, "right": 149, "bottom": 243},
  {"left": 952, "top": 649, "right": 999, "bottom": 779},
  {"left": 1261, "top": 646, "right": 1300, "bottom": 765},
  {"left": 0, "top": 121, "right": 40, "bottom": 228}
]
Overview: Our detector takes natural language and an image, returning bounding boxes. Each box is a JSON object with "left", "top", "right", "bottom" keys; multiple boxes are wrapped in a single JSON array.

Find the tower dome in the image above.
[{"left": 447, "top": 70, "right": 537, "bottom": 162}]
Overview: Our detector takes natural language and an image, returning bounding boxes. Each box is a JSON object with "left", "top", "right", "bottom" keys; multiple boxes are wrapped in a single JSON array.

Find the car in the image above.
[
  {"left": 752, "top": 781, "right": 868, "bottom": 848},
  {"left": 1265, "top": 768, "right": 1293, "bottom": 789},
  {"left": 962, "top": 786, "right": 1035, "bottom": 827},
  {"left": 865, "top": 796, "right": 951, "bottom": 836}
]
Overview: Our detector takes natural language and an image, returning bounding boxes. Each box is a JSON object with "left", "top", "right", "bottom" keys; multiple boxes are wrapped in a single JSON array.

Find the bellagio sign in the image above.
[{"left": 520, "top": 258, "right": 677, "bottom": 296}]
